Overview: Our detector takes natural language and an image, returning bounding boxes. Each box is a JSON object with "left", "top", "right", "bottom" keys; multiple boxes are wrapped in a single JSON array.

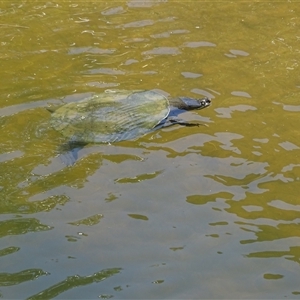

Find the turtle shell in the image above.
[{"left": 50, "top": 90, "right": 170, "bottom": 143}]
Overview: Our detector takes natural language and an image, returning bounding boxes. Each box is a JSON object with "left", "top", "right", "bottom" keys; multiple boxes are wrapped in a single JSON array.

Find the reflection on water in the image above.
[
  {"left": 0, "top": 218, "right": 52, "bottom": 237},
  {"left": 1, "top": 1, "right": 300, "bottom": 299},
  {"left": 27, "top": 268, "right": 121, "bottom": 300},
  {"left": 0, "top": 269, "right": 47, "bottom": 287}
]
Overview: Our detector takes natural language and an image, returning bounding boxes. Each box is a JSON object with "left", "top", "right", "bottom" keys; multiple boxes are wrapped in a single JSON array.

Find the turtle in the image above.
[
  {"left": 48, "top": 89, "right": 211, "bottom": 164},
  {"left": 48, "top": 89, "right": 211, "bottom": 145}
]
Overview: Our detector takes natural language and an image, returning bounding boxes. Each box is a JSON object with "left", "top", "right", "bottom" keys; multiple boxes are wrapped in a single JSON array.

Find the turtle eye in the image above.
[{"left": 202, "top": 98, "right": 211, "bottom": 106}]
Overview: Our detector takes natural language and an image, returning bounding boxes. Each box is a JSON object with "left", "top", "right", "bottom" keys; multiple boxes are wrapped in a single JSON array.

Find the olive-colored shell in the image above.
[{"left": 50, "top": 90, "right": 170, "bottom": 143}]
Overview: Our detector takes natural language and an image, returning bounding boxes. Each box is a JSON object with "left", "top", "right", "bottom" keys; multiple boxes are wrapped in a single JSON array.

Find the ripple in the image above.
[
  {"left": 117, "top": 19, "right": 154, "bottom": 28},
  {"left": 231, "top": 91, "right": 252, "bottom": 98},
  {"left": 215, "top": 105, "right": 257, "bottom": 119},
  {"left": 68, "top": 47, "right": 115, "bottom": 55},
  {"left": 151, "top": 29, "right": 189, "bottom": 38},
  {"left": 283, "top": 104, "right": 300, "bottom": 112},
  {"left": 123, "top": 59, "right": 139, "bottom": 65},
  {"left": 127, "top": 0, "right": 167, "bottom": 8},
  {"left": 0, "top": 150, "right": 23, "bottom": 163},
  {"left": 101, "top": 6, "right": 125, "bottom": 15},
  {"left": 86, "top": 82, "right": 119, "bottom": 88},
  {"left": 123, "top": 37, "right": 150, "bottom": 43},
  {"left": 181, "top": 72, "right": 202, "bottom": 79},
  {"left": 182, "top": 41, "right": 216, "bottom": 48},
  {"left": 190, "top": 88, "right": 215, "bottom": 99},
  {"left": 225, "top": 49, "right": 250, "bottom": 58},
  {"left": 268, "top": 200, "right": 300, "bottom": 212},
  {"left": 142, "top": 47, "right": 181, "bottom": 56},
  {"left": 83, "top": 68, "right": 126, "bottom": 75},
  {"left": 68, "top": 214, "right": 103, "bottom": 226},
  {"left": 128, "top": 214, "right": 149, "bottom": 221},
  {"left": 278, "top": 141, "right": 300, "bottom": 151}
]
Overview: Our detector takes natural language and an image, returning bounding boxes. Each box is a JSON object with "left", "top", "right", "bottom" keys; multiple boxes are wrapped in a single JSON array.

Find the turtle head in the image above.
[{"left": 174, "top": 96, "right": 211, "bottom": 111}]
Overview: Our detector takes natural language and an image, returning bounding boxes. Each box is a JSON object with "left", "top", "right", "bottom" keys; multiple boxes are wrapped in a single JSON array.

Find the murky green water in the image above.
[{"left": 1, "top": 1, "right": 300, "bottom": 299}]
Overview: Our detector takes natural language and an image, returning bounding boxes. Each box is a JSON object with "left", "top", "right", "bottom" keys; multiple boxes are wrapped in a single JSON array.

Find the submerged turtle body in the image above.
[{"left": 49, "top": 90, "right": 210, "bottom": 144}]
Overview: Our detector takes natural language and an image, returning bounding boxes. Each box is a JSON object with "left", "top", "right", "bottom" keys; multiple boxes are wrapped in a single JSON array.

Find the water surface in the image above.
[{"left": 1, "top": 1, "right": 300, "bottom": 299}]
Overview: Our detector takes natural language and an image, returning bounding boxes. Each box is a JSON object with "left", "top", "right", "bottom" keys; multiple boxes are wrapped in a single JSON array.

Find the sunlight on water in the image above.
[{"left": 0, "top": 1, "right": 300, "bottom": 299}]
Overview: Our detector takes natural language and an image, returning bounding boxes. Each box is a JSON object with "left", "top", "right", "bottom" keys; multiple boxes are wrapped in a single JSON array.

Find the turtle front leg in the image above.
[{"left": 161, "top": 117, "right": 207, "bottom": 128}]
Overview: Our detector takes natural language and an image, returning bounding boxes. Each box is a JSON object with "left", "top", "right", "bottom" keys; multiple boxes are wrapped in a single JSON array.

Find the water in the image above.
[{"left": 0, "top": 1, "right": 300, "bottom": 299}]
